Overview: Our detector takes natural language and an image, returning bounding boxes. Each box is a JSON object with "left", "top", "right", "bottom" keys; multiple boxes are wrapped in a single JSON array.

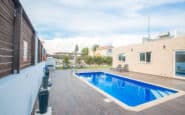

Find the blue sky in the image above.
[{"left": 20, "top": 0, "right": 185, "bottom": 53}]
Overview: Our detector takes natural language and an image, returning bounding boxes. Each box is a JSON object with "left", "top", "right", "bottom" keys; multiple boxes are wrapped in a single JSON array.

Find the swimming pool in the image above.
[{"left": 75, "top": 72, "right": 184, "bottom": 111}]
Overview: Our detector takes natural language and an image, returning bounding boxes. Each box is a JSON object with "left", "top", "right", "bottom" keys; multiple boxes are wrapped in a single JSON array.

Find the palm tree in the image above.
[
  {"left": 75, "top": 44, "right": 79, "bottom": 53},
  {"left": 74, "top": 44, "right": 79, "bottom": 67},
  {"left": 92, "top": 44, "right": 99, "bottom": 56}
]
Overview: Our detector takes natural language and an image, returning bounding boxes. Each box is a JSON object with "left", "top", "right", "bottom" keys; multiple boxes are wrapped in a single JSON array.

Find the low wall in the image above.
[{"left": 0, "top": 62, "right": 45, "bottom": 115}]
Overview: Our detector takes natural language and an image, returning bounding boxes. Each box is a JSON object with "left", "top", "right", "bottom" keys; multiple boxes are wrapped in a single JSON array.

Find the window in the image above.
[
  {"left": 140, "top": 53, "right": 145, "bottom": 62},
  {"left": 146, "top": 52, "right": 151, "bottom": 62},
  {"left": 23, "top": 40, "right": 28, "bottom": 62},
  {"left": 140, "top": 52, "right": 151, "bottom": 63},
  {"left": 118, "top": 53, "right": 126, "bottom": 62}
]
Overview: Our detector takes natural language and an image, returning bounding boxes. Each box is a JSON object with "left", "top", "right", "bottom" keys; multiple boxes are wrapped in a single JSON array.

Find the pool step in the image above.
[
  {"left": 157, "top": 90, "right": 169, "bottom": 97},
  {"left": 164, "top": 91, "right": 173, "bottom": 95},
  {"left": 151, "top": 90, "right": 161, "bottom": 98},
  {"left": 151, "top": 90, "right": 170, "bottom": 98}
]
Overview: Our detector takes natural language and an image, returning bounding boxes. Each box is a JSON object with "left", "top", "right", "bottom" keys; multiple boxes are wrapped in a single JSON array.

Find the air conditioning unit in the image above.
[{"left": 159, "top": 32, "right": 171, "bottom": 39}]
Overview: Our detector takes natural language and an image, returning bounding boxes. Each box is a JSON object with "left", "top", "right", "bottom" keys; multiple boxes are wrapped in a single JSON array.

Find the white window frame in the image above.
[
  {"left": 118, "top": 53, "right": 126, "bottom": 62},
  {"left": 139, "top": 52, "right": 151, "bottom": 63}
]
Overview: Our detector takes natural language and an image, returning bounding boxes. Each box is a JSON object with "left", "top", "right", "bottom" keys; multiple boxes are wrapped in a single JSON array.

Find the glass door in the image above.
[{"left": 175, "top": 51, "right": 185, "bottom": 78}]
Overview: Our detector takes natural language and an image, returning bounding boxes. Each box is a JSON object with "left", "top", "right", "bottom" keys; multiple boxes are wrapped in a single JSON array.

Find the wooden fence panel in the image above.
[
  {"left": 0, "top": 0, "right": 15, "bottom": 77},
  {"left": 0, "top": 0, "right": 44, "bottom": 77}
]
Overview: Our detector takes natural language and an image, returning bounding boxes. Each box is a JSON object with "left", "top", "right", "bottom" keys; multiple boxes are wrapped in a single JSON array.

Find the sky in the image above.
[{"left": 20, "top": 0, "right": 185, "bottom": 54}]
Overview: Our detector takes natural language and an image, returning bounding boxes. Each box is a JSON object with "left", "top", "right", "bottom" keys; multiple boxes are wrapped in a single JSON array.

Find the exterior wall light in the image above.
[
  {"left": 163, "top": 45, "right": 166, "bottom": 49},
  {"left": 131, "top": 48, "right": 133, "bottom": 52}
]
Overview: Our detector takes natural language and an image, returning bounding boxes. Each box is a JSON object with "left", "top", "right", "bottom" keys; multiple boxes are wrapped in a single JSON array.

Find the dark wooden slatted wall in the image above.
[
  {"left": 20, "top": 17, "right": 34, "bottom": 68},
  {"left": 38, "top": 39, "right": 42, "bottom": 62},
  {"left": 0, "top": 0, "right": 45, "bottom": 78},
  {"left": 0, "top": 0, "right": 14, "bottom": 77}
]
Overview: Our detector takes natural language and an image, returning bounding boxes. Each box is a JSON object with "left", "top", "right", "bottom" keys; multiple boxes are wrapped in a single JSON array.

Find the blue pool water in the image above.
[{"left": 76, "top": 72, "right": 177, "bottom": 107}]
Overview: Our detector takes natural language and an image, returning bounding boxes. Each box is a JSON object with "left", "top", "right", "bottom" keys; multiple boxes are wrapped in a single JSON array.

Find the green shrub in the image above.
[{"left": 83, "top": 56, "right": 112, "bottom": 65}]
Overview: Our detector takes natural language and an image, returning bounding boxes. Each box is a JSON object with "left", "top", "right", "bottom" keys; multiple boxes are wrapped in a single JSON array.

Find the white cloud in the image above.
[
  {"left": 21, "top": 0, "right": 185, "bottom": 34},
  {"left": 43, "top": 34, "right": 143, "bottom": 54},
  {"left": 20, "top": 0, "right": 185, "bottom": 54},
  {"left": 52, "top": 0, "right": 185, "bottom": 11}
]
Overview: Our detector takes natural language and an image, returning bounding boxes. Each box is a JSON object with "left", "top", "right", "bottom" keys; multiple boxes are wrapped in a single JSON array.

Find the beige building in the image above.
[
  {"left": 113, "top": 35, "right": 185, "bottom": 79},
  {"left": 88, "top": 49, "right": 94, "bottom": 56},
  {"left": 88, "top": 45, "right": 113, "bottom": 57},
  {"left": 95, "top": 45, "right": 113, "bottom": 57}
]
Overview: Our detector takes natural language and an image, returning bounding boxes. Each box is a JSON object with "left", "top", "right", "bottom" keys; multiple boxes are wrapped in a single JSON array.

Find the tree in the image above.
[
  {"left": 77, "top": 56, "right": 82, "bottom": 64},
  {"left": 83, "top": 56, "right": 93, "bottom": 65},
  {"left": 63, "top": 55, "right": 70, "bottom": 68},
  {"left": 94, "top": 56, "right": 103, "bottom": 65},
  {"left": 74, "top": 44, "right": 79, "bottom": 67},
  {"left": 81, "top": 48, "right": 89, "bottom": 57},
  {"left": 104, "top": 56, "right": 112, "bottom": 65},
  {"left": 92, "top": 44, "right": 99, "bottom": 56}
]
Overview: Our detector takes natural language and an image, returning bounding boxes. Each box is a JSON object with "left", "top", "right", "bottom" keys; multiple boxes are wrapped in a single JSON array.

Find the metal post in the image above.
[{"left": 148, "top": 16, "right": 151, "bottom": 39}]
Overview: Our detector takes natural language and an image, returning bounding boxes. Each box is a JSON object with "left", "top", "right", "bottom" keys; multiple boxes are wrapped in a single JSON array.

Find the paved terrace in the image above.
[{"left": 49, "top": 70, "right": 185, "bottom": 115}]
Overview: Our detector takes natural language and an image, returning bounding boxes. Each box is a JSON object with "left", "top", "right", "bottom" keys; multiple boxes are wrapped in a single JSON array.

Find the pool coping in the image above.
[{"left": 73, "top": 71, "right": 185, "bottom": 112}]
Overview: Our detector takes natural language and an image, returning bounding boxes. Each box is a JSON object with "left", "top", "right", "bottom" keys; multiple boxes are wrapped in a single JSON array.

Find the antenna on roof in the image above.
[
  {"left": 148, "top": 16, "right": 150, "bottom": 39},
  {"left": 148, "top": 16, "right": 151, "bottom": 39}
]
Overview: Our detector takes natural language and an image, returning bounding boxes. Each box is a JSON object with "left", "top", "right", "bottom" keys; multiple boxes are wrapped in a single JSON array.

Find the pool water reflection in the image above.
[{"left": 76, "top": 72, "right": 177, "bottom": 106}]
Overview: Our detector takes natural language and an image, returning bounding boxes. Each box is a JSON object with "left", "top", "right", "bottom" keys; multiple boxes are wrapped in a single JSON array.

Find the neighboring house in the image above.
[
  {"left": 95, "top": 45, "right": 113, "bottom": 57},
  {"left": 88, "top": 49, "right": 94, "bottom": 56},
  {"left": 54, "top": 52, "right": 81, "bottom": 65},
  {"left": 113, "top": 33, "right": 185, "bottom": 79},
  {"left": 88, "top": 45, "right": 113, "bottom": 57}
]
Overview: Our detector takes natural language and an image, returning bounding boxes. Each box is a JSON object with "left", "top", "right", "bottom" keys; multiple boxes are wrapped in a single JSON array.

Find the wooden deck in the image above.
[{"left": 49, "top": 70, "right": 185, "bottom": 115}]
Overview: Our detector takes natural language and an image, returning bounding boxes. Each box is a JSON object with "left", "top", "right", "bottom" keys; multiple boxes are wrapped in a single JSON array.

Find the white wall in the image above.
[
  {"left": 112, "top": 36, "right": 185, "bottom": 77},
  {"left": 0, "top": 62, "right": 45, "bottom": 115}
]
